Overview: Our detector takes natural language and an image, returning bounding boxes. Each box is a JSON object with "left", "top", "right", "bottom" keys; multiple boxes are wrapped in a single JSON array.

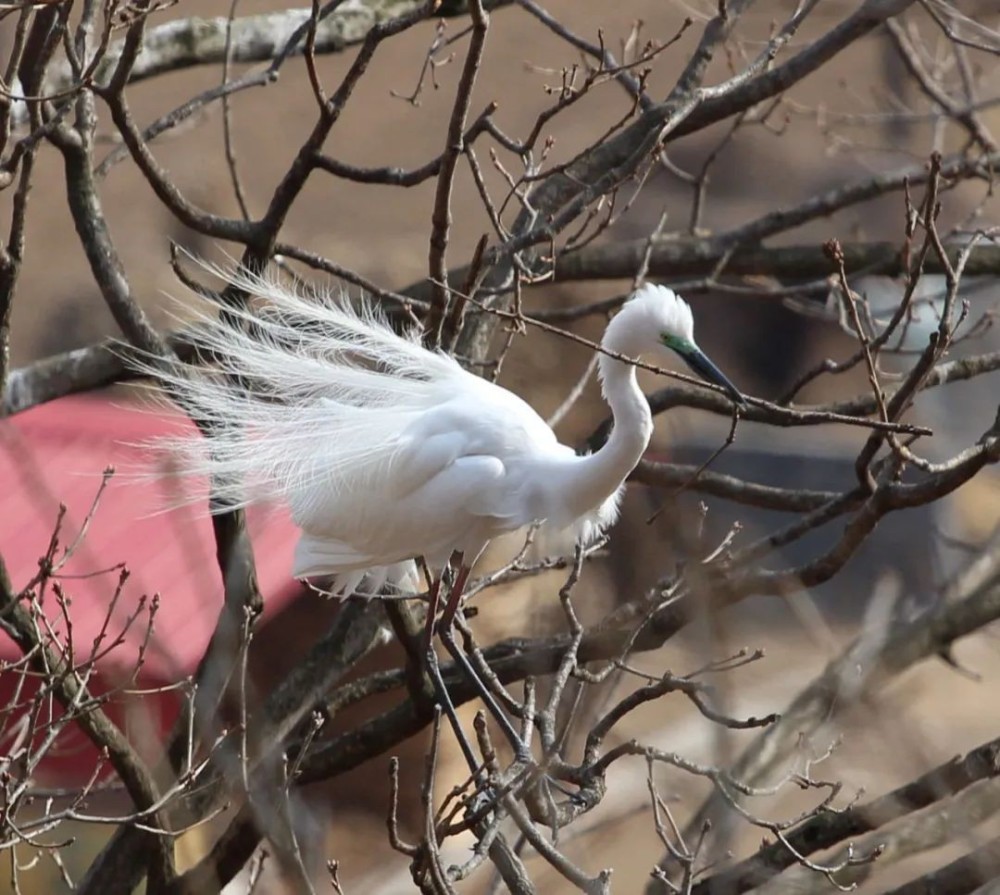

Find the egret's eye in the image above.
[{"left": 660, "top": 332, "right": 692, "bottom": 354}]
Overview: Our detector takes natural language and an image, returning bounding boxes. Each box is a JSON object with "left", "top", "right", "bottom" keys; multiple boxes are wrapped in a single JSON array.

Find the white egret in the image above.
[{"left": 141, "top": 269, "right": 745, "bottom": 766}]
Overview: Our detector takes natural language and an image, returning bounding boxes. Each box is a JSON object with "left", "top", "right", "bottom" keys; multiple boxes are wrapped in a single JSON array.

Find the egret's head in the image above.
[{"left": 626, "top": 283, "right": 746, "bottom": 407}]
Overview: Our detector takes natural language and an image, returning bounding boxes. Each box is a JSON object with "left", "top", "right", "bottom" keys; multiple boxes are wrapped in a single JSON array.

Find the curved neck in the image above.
[{"left": 557, "top": 337, "right": 654, "bottom": 521}]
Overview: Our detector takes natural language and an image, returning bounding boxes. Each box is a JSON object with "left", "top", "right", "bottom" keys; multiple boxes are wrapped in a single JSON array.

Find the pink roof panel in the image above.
[{"left": 0, "top": 395, "right": 302, "bottom": 680}]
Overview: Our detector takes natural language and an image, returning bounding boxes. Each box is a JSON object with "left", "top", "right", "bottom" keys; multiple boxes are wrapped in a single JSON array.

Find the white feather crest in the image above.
[{"left": 132, "top": 263, "right": 463, "bottom": 514}]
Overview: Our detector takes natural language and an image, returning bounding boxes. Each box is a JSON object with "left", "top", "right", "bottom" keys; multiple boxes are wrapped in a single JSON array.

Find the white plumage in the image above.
[{"left": 139, "top": 268, "right": 744, "bottom": 596}]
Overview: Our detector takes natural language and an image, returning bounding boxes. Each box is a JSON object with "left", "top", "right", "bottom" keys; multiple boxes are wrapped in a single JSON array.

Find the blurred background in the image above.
[{"left": 1, "top": 2, "right": 999, "bottom": 892}]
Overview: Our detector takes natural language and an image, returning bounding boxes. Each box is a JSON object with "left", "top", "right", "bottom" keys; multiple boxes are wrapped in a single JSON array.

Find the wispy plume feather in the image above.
[{"left": 129, "top": 261, "right": 460, "bottom": 526}]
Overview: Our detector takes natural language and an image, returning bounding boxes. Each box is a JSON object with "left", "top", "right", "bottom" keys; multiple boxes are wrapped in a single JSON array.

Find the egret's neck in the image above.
[{"left": 559, "top": 327, "right": 653, "bottom": 520}]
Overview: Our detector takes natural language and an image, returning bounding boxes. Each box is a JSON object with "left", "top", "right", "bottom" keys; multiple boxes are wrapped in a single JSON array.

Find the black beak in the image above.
[{"left": 681, "top": 346, "right": 747, "bottom": 407}]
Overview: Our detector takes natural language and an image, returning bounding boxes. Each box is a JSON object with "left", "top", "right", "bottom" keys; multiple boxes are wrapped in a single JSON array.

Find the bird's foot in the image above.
[
  {"left": 510, "top": 748, "right": 587, "bottom": 807},
  {"left": 463, "top": 782, "right": 502, "bottom": 819}
]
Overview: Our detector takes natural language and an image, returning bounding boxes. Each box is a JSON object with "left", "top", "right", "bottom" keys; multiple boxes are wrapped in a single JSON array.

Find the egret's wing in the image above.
[
  {"left": 287, "top": 426, "right": 473, "bottom": 534},
  {"left": 288, "top": 391, "right": 546, "bottom": 557}
]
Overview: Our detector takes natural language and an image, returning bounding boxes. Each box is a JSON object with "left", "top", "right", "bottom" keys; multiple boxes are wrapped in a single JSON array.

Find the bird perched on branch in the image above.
[{"left": 140, "top": 267, "right": 745, "bottom": 767}]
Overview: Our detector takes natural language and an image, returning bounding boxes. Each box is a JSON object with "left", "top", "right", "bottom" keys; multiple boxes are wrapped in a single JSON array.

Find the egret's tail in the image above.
[
  {"left": 324, "top": 562, "right": 420, "bottom": 600},
  {"left": 293, "top": 533, "right": 420, "bottom": 598}
]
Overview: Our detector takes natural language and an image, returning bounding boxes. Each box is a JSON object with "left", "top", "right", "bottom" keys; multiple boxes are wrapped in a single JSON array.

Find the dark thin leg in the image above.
[
  {"left": 438, "top": 562, "right": 532, "bottom": 764},
  {"left": 421, "top": 573, "right": 484, "bottom": 779},
  {"left": 437, "top": 561, "right": 471, "bottom": 632},
  {"left": 420, "top": 575, "right": 443, "bottom": 658},
  {"left": 424, "top": 562, "right": 581, "bottom": 806}
]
